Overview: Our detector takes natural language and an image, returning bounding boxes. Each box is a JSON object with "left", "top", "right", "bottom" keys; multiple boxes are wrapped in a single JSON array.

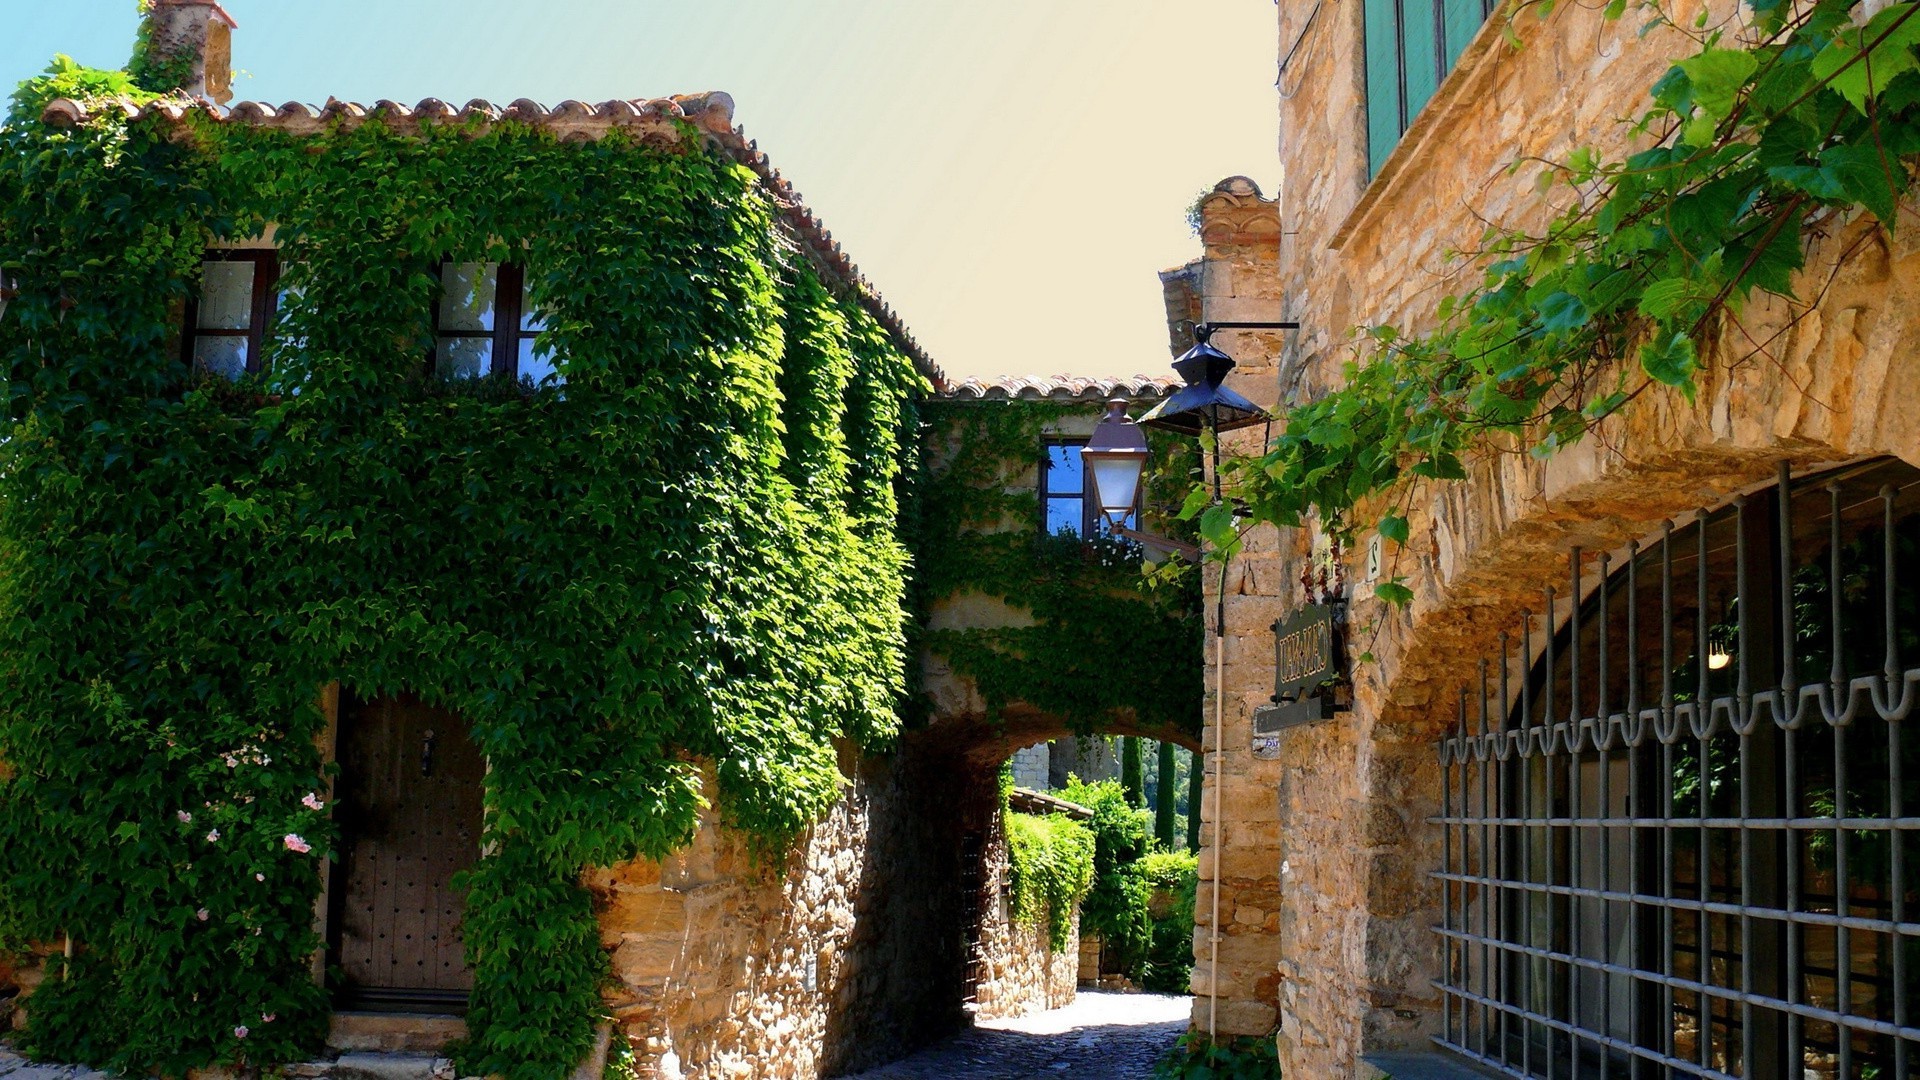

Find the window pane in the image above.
[
  {"left": 193, "top": 335, "right": 248, "bottom": 380},
  {"left": 1046, "top": 498, "right": 1083, "bottom": 537},
  {"left": 516, "top": 339, "right": 561, "bottom": 386},
  {"left": 438, "top": 262, "right": 498, "bottom": 333},
  {"left": 1442, "top": 0, "right": 1488, "bottom": 69},
  {"left": 519, "top": 275, "right": 546, "bottom": 332},
  {"left": 1046, "top": 444, "right": 1083, "bottom": 495},
  {"left": 437, "top": 336, "right": 493, "bottom": 380},
  {"left": 197, "top": 260, "right": 255, "bottom": 330}
]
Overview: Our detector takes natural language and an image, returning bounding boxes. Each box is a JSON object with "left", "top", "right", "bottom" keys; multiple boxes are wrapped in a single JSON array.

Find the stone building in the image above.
[
  {"left": 1174, "top": 1, "right": 1920, "bottom": 1077},
  {"left": 0, "top": 7, "right": 1203, "bottom": 1078}
]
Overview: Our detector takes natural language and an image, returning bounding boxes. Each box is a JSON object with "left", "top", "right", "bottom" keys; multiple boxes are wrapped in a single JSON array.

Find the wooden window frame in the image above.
[
  {"left": 182, "top": 250, "right": 280, "bottom": 377},
  {"left": 430, "top": 261, "right": 544, "bottom": 382}
]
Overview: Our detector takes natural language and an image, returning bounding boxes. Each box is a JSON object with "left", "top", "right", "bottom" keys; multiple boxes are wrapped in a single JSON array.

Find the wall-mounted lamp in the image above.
[{"left": 1707, "top": 624, "right": 1734, "bottom": 671}]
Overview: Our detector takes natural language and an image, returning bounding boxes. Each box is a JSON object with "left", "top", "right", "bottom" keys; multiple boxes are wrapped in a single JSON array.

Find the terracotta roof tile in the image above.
[
  {"left": 38, "top": 92, "right": 946, "bottom": 388},
  {"left": 936, "top": 374, "right": 1178, "bottom": 403}
]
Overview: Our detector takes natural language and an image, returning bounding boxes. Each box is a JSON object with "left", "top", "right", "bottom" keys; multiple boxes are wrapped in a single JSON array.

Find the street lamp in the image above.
[
  {"left": 1080, "top": 400, "right": 1150, "bottom": 530},
  {"left": 1138, "top": 322, "right": 1288, "bottom": 437}
]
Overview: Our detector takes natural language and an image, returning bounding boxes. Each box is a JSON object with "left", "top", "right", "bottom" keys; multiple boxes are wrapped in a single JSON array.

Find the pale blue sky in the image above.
[{"left": 1, "top": 0, "right": 1281, "bottom": 381}]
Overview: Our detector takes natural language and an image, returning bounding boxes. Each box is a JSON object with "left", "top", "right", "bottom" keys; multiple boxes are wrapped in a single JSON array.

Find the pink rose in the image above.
[
  {"left": 261, "top": 1013, "right": 275, "bottom": 1023},
  {"left": 176, "top": 810, "right": 192, "bottom": 824},
  {"left": 233, "top": 1025, "right": 248, "bottom": 1039},
  {"left": 302, "top": 792, "right": 325, "bottom": 811},
  {"left": 205, "top": 829, "right": 220, "bottom": 842},
  {"left": 283, "top": 834, "right": 311, "bottom": 854},
  {"left": 196, "top": 908, "right": 209, "bottom": 921},
  {"left": 255, "top": 873, "right": 265, "bottom": 882}
]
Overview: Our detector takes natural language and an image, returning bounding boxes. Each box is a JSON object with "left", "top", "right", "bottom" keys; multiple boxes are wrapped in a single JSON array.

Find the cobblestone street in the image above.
[{"left": 839, "top": 991, "right": 1188, "bottom": 1080}]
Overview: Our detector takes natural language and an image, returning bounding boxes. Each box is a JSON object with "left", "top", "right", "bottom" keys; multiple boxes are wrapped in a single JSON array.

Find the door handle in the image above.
[{"left": 420, "top": 728, "right": 436, "bottom": 778}]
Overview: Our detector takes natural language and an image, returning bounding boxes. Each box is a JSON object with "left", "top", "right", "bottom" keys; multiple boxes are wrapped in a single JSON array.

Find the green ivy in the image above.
[
  {"left": 0, "top": 45, "right": 922, "bottom": 1079},
  {"left": 1002, "top": 811, "right": 1095, "bottom": 951},
  {"left": 126, "top": 1, "right": 197, "bottom": 97},
  {"left": 1204, "top": 0, "right": 1920, "bottom": 593},
  {"left": 917, "top": 401, "right": 1202, "bottom": 736}
]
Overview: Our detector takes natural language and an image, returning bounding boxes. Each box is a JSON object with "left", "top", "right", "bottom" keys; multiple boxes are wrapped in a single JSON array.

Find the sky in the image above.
[{"left": 0, "top": 0, "right": 1281, "bottom": 382}]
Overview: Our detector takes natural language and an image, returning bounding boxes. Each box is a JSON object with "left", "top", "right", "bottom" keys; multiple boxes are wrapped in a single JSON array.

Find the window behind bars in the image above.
[{"left": 1436, "top": 457, "right": 1920, "bottom": 1079}]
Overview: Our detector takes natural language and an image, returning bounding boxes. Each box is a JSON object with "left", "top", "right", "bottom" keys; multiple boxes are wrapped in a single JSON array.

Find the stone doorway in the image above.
[{"left": 327, "top": 692, "right": 485, "bottom": 1013}]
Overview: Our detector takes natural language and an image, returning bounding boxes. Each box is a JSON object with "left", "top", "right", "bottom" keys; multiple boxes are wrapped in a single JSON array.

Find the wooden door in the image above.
[{"left": 329, "top": 692, "right": 484, "bottom": 1012}]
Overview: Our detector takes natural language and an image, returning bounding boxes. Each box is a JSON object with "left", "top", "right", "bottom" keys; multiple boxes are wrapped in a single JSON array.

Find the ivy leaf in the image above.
[
  {"left": 1638, "top": 278, "right": 1699, "bottom": 320},
  {"left": 1374, "top": 580, "right": 1415, "bottom": 606},
  {"left": 1640, "top": 332, "right": 1699, "bottom": 397},
  {"left": 1811, "top": 4, "right": 1920, "bottom": 114},
  {"left": 1819, "top": 142, "right": 1903, "bottom": 225},
  {"left": 1177, "top": 484, "right": 1212, "bottom": 522},
  {"left": 1535, "top": 291, "right": 1590, "bottom": 333},
  {"left": 1378, "top": 513, "right": 1410, "bottom": 545},
  {"left": 1197, "top": 503, "right": 1240, "bottom": 556},
  {"left": 1679, "top": 48, "right": 1759, "bottom": 122}
]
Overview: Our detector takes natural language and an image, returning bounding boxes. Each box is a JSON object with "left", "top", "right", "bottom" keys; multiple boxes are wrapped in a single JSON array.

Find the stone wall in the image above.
[
  {"left": 967, "top": 811, "right": 1081, "bottom": 1022},
  {"left": 1177, "top": 1, "right": 1920, "bottom": 1075},
  {"left": 1168, "top": 177, "right": 1289, "bottom": 1045},
  {"left": 592, "top": 741, "right": 967, "bottom": 1080},
  {"left": 1007, "top": 743, "right": 1050, "bottom": 790}
]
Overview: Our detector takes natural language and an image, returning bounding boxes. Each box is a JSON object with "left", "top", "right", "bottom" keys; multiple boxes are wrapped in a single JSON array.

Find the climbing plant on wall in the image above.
[
  {"left": 1197, "top": 0, "right": 1920, "bottom": 597},
  {"left": 0, "top": 50, "right": 922, "bottom": 1080},
  {"left": 916, "top": 400, "right": 1202, "bottom": 736}
]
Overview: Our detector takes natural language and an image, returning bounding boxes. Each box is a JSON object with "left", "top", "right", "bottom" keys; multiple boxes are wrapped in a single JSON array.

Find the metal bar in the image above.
[
  {"left": 1432, "top": 868, "right": 1920, "bottom": 934},
  {"left": 1888, "top": 485, "right": 1910, "bottom": 1080},
  {"left": 1430, "top": 930, "right": 1920, "bottom": 1041},
  {"left": 1569, "top": 550, "right": 1586, "bottom": 1080}
]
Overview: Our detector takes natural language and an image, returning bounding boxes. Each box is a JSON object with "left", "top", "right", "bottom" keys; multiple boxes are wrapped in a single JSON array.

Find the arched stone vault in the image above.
[{"left": 1323, "top": 208, "right": 1920, "bottom": 1060}]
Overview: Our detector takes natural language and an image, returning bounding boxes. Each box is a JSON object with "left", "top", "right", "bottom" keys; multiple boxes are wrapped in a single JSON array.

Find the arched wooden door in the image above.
[{"left": 327, "top": 692, "right": 485, "bottom": 1012}]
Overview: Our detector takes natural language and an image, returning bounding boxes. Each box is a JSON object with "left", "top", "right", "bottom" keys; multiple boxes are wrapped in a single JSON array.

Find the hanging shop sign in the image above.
[{"left": 1251, "top": 602, "right": 1350, "bottom": 751}]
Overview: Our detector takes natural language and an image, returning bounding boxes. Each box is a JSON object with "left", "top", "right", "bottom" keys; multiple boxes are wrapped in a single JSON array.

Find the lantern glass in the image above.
[{"left": 1086, "top": 451, "right": 1146, "bottom": 526}]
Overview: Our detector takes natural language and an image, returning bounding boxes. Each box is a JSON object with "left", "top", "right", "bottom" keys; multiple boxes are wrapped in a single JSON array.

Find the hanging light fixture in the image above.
[
  {"left": 1081, "top": 399, "right": 1150, "bottom": 530},
  {"left": 1138, "top": 323, "right": 1285, "bottom": 437},
  {"left": 1707, "top": 624, "right": 1734, "bottom": 671}
]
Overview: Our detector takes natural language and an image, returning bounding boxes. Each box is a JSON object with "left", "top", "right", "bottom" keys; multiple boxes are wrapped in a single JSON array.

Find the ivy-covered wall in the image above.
[
  {"left": 916, "top": 399, "right": 1203, "bottom": 741},
  {"left": 0, "top": 57, "right": 921, "bottom": 1079}
]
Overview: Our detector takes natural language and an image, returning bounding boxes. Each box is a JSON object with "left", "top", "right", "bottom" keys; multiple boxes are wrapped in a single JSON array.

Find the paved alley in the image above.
[{"left": 838, "top": 991, "right": 1189, "bottom": 1080}]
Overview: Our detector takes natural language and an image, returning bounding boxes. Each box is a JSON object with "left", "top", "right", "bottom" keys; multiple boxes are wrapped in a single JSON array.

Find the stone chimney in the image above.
[{"left": 141, "top": 0, "right": 238, "bottom": 104}]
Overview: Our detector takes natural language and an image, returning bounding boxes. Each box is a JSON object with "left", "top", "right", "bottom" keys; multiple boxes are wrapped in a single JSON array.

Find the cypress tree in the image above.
[
  {"left": 1154, "top": 740, "right": 1178, "bottom": 848},
  {"left": 1186, "top": 747, "right": 1202, "bottom": 851},
  {"left": 1121, "top": 736, "right": 1145, "bottom": 808}
]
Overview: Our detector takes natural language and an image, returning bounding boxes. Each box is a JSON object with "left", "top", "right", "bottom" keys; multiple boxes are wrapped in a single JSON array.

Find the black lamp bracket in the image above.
[{"left": 1193, "top": 320, "right": 1300, "bottom": 344}]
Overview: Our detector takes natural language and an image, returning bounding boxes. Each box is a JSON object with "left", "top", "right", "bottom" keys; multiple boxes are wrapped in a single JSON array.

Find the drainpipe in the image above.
[{"left": 1205, "top": 438, "right": 1228, "bottom": 1043}]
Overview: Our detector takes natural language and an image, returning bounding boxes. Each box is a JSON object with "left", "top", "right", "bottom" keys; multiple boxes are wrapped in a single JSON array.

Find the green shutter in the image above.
[
  {"left": 1443, "top": 0, "right": 1489, "bottom": 71},
  {"left": 1364, "top": 0, "right": 1403, "bottom": 176},
  {"left": 1402, "top": 0, "right": 1442, "bottom": 122}
]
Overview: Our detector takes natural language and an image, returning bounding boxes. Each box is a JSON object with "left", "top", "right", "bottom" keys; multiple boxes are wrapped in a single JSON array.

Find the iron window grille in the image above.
[
  {"left": 182, "top": 250, "right": 279, "bottom": 380},
  {"left": 431, "top": 261, "right": 558, "bottom": 385},
  {"left": 1435, "top": 457, "right": 1920, "bottom": 1079},
  {"left": 1364, "top": 0, "right": 1499, "bottom": 176}
]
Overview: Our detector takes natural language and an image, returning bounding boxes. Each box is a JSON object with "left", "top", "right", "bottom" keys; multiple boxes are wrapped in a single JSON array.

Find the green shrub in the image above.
[
  {"left": 1060, "top": 776, "right": 1153, "bottom": 977},
  {"left": 1004, "top": 811, "right": 1095, "bottom": 950},
  {"left": 1138, "top": 849, "right": 1197, "bottom": 993},
  {"left": 1151, "top": 1032, "right": 1282, "bottom": 1079}
]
